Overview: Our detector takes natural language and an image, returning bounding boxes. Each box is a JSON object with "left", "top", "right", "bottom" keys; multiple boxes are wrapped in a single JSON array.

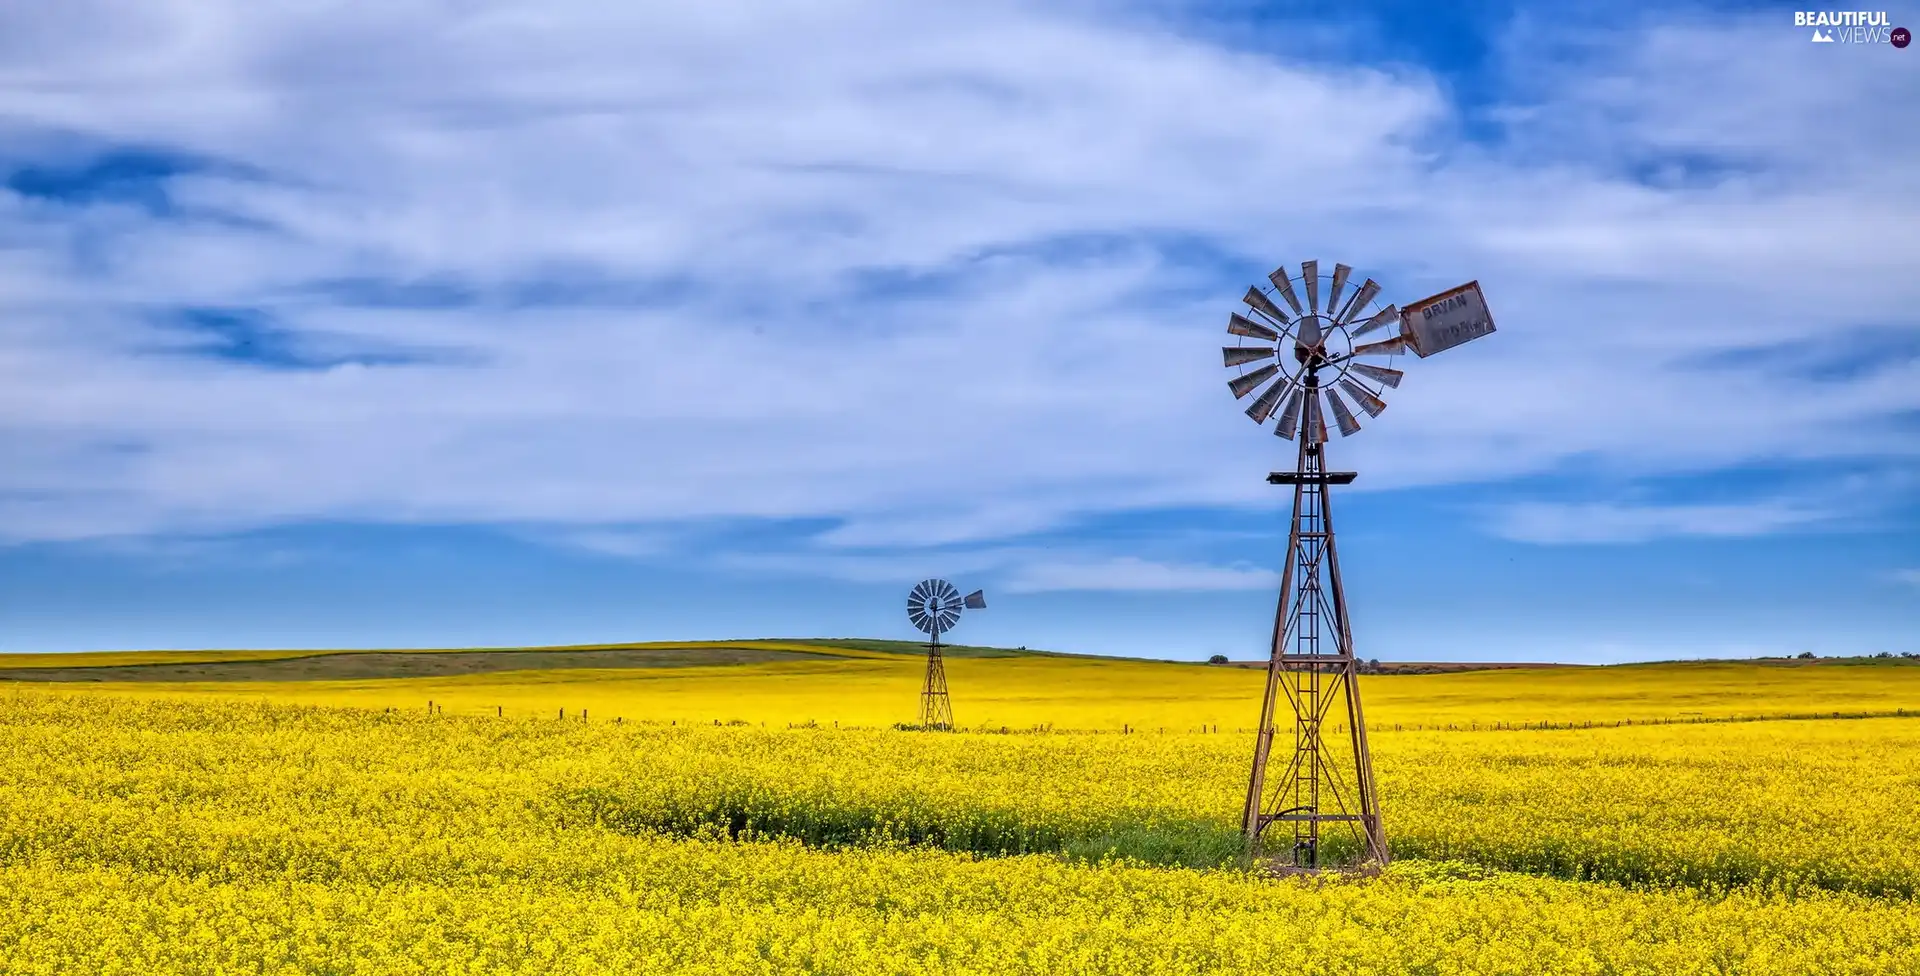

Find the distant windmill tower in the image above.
[
  {"left": 906, "top": 579, "right": 986, "bottom": 730},
  {"left": 1221, "top": 260, "right": 1497, "bottom": 868}
]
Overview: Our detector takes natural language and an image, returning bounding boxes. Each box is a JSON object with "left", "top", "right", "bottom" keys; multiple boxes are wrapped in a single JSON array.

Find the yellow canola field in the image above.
[
  {"left": 2, "top": 692, "right": 1919, "bottom": 974},
  {"left": 19, "top": 651, "right": 1919, "bottom": 731}
]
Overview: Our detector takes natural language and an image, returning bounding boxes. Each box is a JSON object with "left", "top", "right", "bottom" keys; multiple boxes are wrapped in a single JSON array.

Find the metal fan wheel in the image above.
[
  {"left": 1223, "top": 260, "right": 1405, "bottom": 442},
  {"left": 907, "top": 579, "right": 964, "bottom": 635}
]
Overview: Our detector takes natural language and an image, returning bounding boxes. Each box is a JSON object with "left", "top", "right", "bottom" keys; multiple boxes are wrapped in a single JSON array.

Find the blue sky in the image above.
[{"left": 1, "top": 1, "right": 1916, "bottom": 662}]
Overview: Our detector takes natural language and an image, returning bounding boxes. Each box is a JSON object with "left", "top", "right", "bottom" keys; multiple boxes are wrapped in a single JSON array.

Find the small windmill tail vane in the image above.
[
  {"left": 907, "top": 579, "right": 985, "bottom": 730},
  {"left": 1222, "top": 259, "right": 1496, "bottom": 869}
]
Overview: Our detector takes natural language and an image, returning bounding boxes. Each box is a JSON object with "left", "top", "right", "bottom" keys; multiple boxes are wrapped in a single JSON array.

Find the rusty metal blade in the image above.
[
  {"left": 1228, "top": 312, "right": 1280, "bottom": 342},
  {"left": 1325, "top": 387, "right": 1362, "bottom": 437},
  {"left": 1228, "top": 363, "right": 1280, "bottom": 399},
  {"left": 1243, "top": 287, "right": 1289, "bottom": 325},
  {"left": 1303, "top": 260, "right": 1320, "bottom": 314},
  {"left": 1339, "top": 378, "right": 1387, "bottom": 418},
  {"left": 1349, "top": 303, "right": 1400, "bottom": 338},
  {"left": 1245, "top": 374, "right": 1294, "bottom": 424},
  {"left": 1273, "top": 387, "right": 1304, "bottom": 439},
  {"left": 1337, "top": 279, "right": 1380, "bottom": 326},
  {"left": 1267, "top": 267, "right": 1305, "bottom": 317},
  {"left": 1348, "top": 362, "right": 1404, "bottom": 389},
  {"left": 1351, "top": 337, "right": 1408, "bottom": 357},
  {"left": 1223, "top": 345, "right": 1276, "bottom": 367},
  {"left": 1326, "top": 264, "right": 1352, "bottom": 321}
]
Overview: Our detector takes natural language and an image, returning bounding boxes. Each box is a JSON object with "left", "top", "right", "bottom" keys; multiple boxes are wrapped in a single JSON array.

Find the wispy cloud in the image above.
[
  {"left": 713, "top": 548, "right": 1015, "bottom": 585},
  {"left": 1002, "top": 556, "right": 1275, "bottom": 594},
  {"left": 1487, "top": 499, "right": 1834, "bottom": 545},
  {"left": 530, "top": 527, "right": 676, "bottom": 559},
  {"left": 711, "top": 543, "right": 1274, "bottom": 595},
  {"left": 1893, "top": 570, "right": 1920, "bottom": 589}
]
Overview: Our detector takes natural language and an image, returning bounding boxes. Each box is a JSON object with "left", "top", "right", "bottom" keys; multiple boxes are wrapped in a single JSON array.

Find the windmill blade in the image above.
[
  {"left": 1243, "top": 287, "right": 1289, "bottom": 325},
  {"left": 1302, "top": 260, "right": 1320, "bottom": 313},
  {"left": 1267, "top": 267, "right": 1305, "bottom": 316},
  {"left": 1325, "top": 386, "right": 1363, "bottom": 437},
  {"left": 1228, "top": 363, "right": 1280, "bottom": 399},
  {"left": 1326, "top": 264, "right": 1352, "bottom": 321},
  {"left": 1273, "top": 387, "right": 1304, "bottom": 440},
  {"left": 1223, "top": 345, "right": 1276, "bottom": 367},
  {"left": 1348, "top": 362, "right": 1404, "bottom": 389},
  {"left": 1305, "top": 388, "right": 1328, "bottom": 443},
  {"left": 1336, "top": 279, "right": 1380, "bottom": 326},
  {"left": 964, "top": 590, "right": 986, "bottom": 610},
  {"left": 1244, "top": 374, "right": 1294, "bottom": 424},
  {"left": 938, "top": 609, "right": 961, "bottom": 630},
  {"left": 1351, "top": 337, "right": 1408, "bottom": 357},
  {"left": 910, "top": 581, "right": 931, "bottom": 602},
  {"left": 1339, "top": 378, "right": 1388, "bottom": 417},
  {"left": 1228, "top": 312, "right": 1280, "bottom": 342},
  {"left": 1349, "top": 304, "right": 1400, "bottom": 338}
]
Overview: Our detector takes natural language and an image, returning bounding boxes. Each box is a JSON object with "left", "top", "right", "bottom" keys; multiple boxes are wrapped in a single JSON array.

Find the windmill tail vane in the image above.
[{"left": 1222, "top": 259, "right": 1495, "bottom": 869}]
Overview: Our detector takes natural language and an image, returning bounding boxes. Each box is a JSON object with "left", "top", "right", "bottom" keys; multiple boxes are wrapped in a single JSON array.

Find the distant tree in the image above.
[
  {"left": 1368, "top": 659, "right": 1382, "bottom": 671},
  {"left": 1207, "top": 654, "right": 1229, "bottom": 665},
  {"left": 1796, "top": 651, "right": 1817, "bottom": 659}
]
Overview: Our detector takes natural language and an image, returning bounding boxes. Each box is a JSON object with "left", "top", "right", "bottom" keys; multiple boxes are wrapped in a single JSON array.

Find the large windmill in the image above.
[
  {"left": 1222, "top": 260, "right": 1496, "bottom": 868},
  {"left": 906, "top": 579, "right": 986, "bottom": 731}
]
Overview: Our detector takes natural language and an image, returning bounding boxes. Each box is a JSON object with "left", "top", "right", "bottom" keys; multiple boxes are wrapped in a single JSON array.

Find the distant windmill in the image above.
[
  {"left": 906, "top": 579, "right": 986, "bottom": 730},
  {"left": 1222, "top": 260, "right": 1497, "bottom": 868}
]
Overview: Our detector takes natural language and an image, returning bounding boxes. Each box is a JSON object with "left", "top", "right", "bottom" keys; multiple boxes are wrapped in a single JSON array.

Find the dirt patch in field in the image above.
[{"left": 0, "top": 646, "right": 844, "bottom": 683}]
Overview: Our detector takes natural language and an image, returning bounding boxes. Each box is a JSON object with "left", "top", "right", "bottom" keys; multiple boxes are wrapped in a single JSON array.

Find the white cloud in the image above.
[
  {"left": 1893, "top": 570, "right": 1920, "bottom": 589},
  {"left": 0, "top": 5, "right": 1913, "bottom": 551},
  {"left": 709, "top": 545, "right": 1273, "bottom": 594},
  {"left": 714, "top": 548, "right": 1017, "bottom": 585},
  {"left": 1487, "top": 499, "right": 1833, "bottom": 545},
  {"left": 1002, "top": 555, "right": 1275, "bottom": 593},
  {"left": 527, "top": 527, "right": 675, "bottom": 559}
]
